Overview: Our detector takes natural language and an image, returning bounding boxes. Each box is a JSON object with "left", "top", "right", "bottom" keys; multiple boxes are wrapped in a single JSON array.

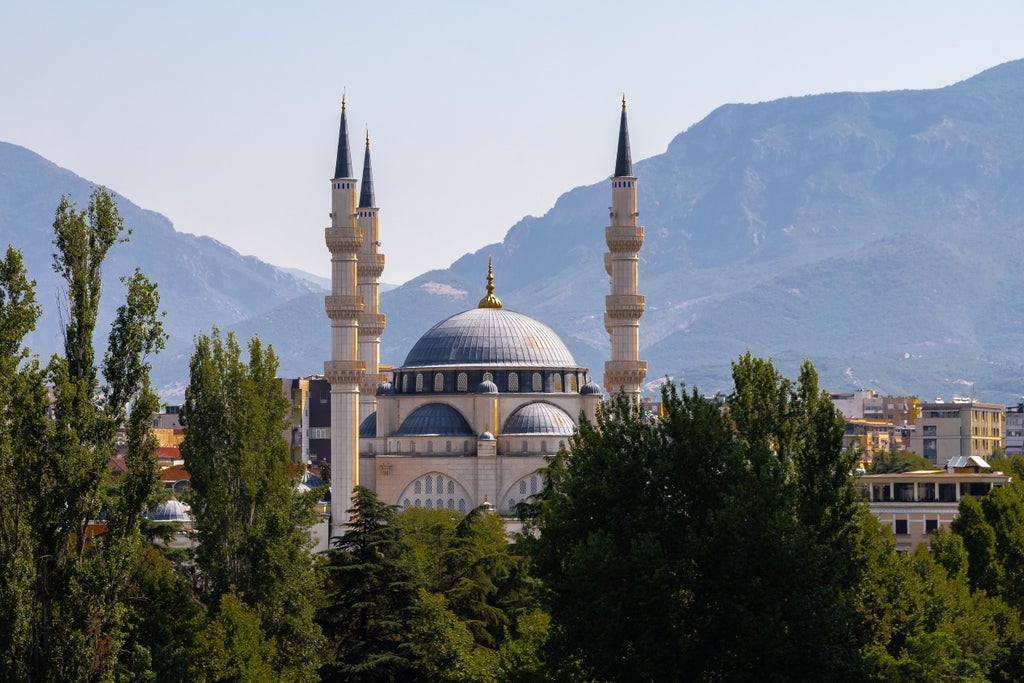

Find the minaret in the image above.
[
  {"left": 603, "top": 96, "right": 647, "bottom": 397},
  {"left": 325, "top": 95, "right": 365, "bottom": 536},
  {"left": 357, "top": 131, "right": 386, "bottom": 421}
]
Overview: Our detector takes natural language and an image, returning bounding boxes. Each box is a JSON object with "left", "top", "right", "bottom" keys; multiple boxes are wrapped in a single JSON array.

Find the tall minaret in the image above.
[
  {"left": 603, "top": 96, "right": 647, "bottom": 397},
  {"left": 325, "top": 95, "right": 365, "bottom": 536},
  {"left": 356, "top": 131, "right": 386, "bottom": 421}
]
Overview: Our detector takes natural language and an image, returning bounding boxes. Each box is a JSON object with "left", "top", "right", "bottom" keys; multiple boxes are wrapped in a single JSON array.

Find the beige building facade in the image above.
[{"left": 910, "top": 400, "right": 1004, "bottom": 465}]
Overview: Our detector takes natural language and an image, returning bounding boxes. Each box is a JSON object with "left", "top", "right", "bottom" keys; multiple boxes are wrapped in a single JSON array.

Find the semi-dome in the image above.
[
  {"left": 359, "top": 411, "right": 377, "bottom": 438},
  {"left": 503, "top": 402, "right": 575, "bottom": 435},
  {"left": 402, "top": 307, "right": 578, "bottom": 368},
  {"left": 397, "top": 403, "right": 474, "bottom": 436}
]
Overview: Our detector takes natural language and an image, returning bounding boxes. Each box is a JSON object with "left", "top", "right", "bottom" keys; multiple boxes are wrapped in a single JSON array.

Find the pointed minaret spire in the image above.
[
  {"left": 358, "top": 129, "right": 375, "bottom": 208},
  {"left": 614, "top": 94, "right": 633, "bottom": 178},
  {"left": 334, "top": 93, "right": 354, "bottom": 179}
]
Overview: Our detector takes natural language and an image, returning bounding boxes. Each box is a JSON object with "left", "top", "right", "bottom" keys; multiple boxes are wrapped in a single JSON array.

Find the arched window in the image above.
[
  {"left": 519, "top": 480, "right": 527, "bottom": 494},
  {"left": 446, "top": 440, "right": 452, "bottom": 452},
  {"left": 415, "top": 498, "right": 421, "bottom": 507},
  {"left": 559, "top": 440, "right": 566, "bottom": 451},
  {"left": 457, "top": 372, "right": 468, "bottom": 391},
  {"left": 553, "top": 374, "right": 562, "bottom": 392},
  {"left": 434, "top": 373, "right": 444, "bottom": 392},
  {"left": 415, "top": 374, "right": 424, "bottom": 392},
  {"left": 569, "top": 374, "right": 578, "bottom": 392},
  {"left": 447, "top": 480, "right": 454, "bottom": 494},
  {"left": 403, "top": 499, "right": 410, "bottom": 509},
  {"left": 532, "top": 373, "right": 542, "bottom": 391},
  {"left": 483, "top": 371, "right": 493, "bottom": 382},
  {"left": 540, "top": 440, "right": 547, "bottom": 453},
  {"left": 395, "top": 441, "right": 401, "bottom": 453},
  {"left": 409, "top": 441, "right": 415, "bottom": 453},
  {"left": 521, "top": 440, "right": 528, "bottom": 453},
  {"left": 448, "top": 499, "right": 455, "bottom": 510},
  {"left": 425, "top": 477, "right": 433, "bottom": 494},
  {"left": 504, "top": 441, "right": 510, "bottom": 453},
  {"left": 367, "top": 442, "right": 374, "bottom": 454},
  {"left": 508, "top": 372, "right": 519, "bottom": 391},
  {"left": 436, "top": 498, "right": 443, "bottom": 509},
  {"left": 437, "top": 475, "right": 444, "bottom": 492},
  {"left": 414, "top": 480, "right": 421, "bottom": 494},
  {"left": 402, "top": 375, "right": 409, "bottom": 392},
  {"left": 427, "top": 442, "right": 433, "bottom": 453},
  {"left": 425, "top": 499, "right": 433, "bottom": 510},
  {"left": 458, "top": 499, "right": 466, "bottom": 513},
  {"left": 530, "top": 475, "right": 538, "bottom": 494},
  {"left": 463, "top": 441, "right": 469, "bottom": 453}
]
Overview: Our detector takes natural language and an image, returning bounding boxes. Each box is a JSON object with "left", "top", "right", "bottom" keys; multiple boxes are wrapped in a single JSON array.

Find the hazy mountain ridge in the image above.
[{"left": 7, "top": 60, "right": 1024, "bottom": 403}]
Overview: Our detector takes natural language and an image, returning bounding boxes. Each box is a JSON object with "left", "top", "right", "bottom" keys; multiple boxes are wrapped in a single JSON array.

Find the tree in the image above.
[
  {"left": 525, "top": 356, "right": 869, "bottom": 680},
  {"left": 870, "top": 447, "right": 936, "bottom": 474},
  {"left": 182, "top": 329, "right": 323, "bottom": 682},
  {"left": 0, "top": 189, "right": 167, "bottom": 680},
  {"left": 319, "top": 485, "right": 420, "bottom": 682}
]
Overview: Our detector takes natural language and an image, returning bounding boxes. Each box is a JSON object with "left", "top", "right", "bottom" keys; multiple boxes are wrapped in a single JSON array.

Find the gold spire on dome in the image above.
[
  {"left": 342, "top": 91, "right": 346, "bottom": 114},
  {"left": 622, "top": 93, "right": 626, "bottom": 112},
  {"left": 477, "top": 258, "right": 503, "bottom": 309},
  {"left": 365, "top": 128, "right": 370, "bottom": 149}
]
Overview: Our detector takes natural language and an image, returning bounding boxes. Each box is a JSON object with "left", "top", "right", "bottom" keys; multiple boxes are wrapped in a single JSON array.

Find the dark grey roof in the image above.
[
  {"left": 402, "top": 308, "right": 578, "bottom": 368},
  {"left": 580, "top": 381, "right": 603, "bottom": 395},
  {"left": 397, "top": 403, "right": 474, "bottom": 436},
  {"left": 503, "top": 402, "right": 575, "bottom": 435},
  {"left": 614, "top": 103, "right": 632, "bottom": 177},
  {"left": 334, "top": 105, "right": 353, "bottom": 179},
  {"left": 359, "top": 411, "right": 377, "bottom": 438},
  {"left": 358, "top": 136, "right": 375, "bottom": 208}
]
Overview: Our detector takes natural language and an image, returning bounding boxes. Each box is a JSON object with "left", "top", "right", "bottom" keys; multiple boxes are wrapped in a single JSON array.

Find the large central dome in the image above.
[{"left": 402, "top": 307, "right": 578, "bottom": 368}]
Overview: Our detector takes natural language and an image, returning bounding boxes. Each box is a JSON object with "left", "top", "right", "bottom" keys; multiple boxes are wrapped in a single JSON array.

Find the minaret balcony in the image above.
[
  {"left": 325, "top": 226, "right": 364, "bottom": 253},
  {"left": 357, "top": 253, "right": 386, "bottom": 278},
  {"left": 603, "top": 360, "right": 648, "bottom": 390},
  {"left": 605, "top": 294, "right": 646, "bottom": 321},
  {"left": 360, "top": 372, "right": 389, "bottom": 395},
  {"left": 324, "top": 359, "right": 366, "bottom": 385},
  {"left": 357, "top": 312, "right": 386, "bottom": 336},
  {"left": 603, "top": 252, "right": 612, "bottom": 276},
  {"left": 325, "top": 294, "right": 364, "bottom": 319},
  {"left": 605, "top": 225, "right": 644, "bottom": 253}
]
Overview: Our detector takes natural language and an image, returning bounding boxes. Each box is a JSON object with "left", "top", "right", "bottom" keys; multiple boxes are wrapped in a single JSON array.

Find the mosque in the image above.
[{"left": 324, "top": 98, "right": 646, "bottom": 536}]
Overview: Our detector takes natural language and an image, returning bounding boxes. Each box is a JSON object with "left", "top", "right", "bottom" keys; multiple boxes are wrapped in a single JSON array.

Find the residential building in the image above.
[
  {"left": 910, "top": 399, "right": 1004, "bottom": 465},
  {"left": 1005, "top": 402, "right": 1024, "bottom": 456}
]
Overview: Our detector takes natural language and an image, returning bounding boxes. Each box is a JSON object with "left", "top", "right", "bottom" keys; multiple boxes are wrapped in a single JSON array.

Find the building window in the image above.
[
  {"left": 569, "top": 374, "right": 578, "bottom": 392},
  {"left": 446, "top": 440, "right": 452, "bottom": 452},
  {"left": 508, "top": 372, "right": 519, "bottom": 391},
  {"left": 447, "top": 499, "right": 455, "bottom": 510},
  {"left": 925, "top": 519, "right": 939, "bottom": 534},
  {"left": 559, "top": 440, "right": 566, "bottom": 451},
  {"left": 530, "top": 475, "right": 538, "bottom": 494},
  {"left": 457, "top": 373, "right": 468, "bottom": 392},
  {"left": 415, "top": 498, "right": 421, "bottom": 507},
  {"left": 425, "top": 477, "right": 432, "bottom": 494},
  {"left": 894, "top": 519, "right": 909, "bottom": 535},
  {"left": 540, "top": 440, "right": 547, "bottom": 453},
  {"left": 409, "top": 441, "right": 415, "bottom": 453},
  {"left": 532, "top": 373, "right": 542, "bottom": 391},
  {"left": 923, "top": 425, "right": 937, "bottom": 436},
  {"left": 436, "top": 475, "right": 444, "bottom": 492},
  {"left": 368, "top": 443, "right": 374, "bottom": 454},
  {"left": 521, "top": 440, "right": 528, "bottom": 453},
  {"left": 402, "top": 375, "right": 409, "bottom": 392},
  {"left": 483, "top": 371, "right": 493, "bottom": 382},
  {"left": 463, "top": 441, "right": 469, "bottom": 453},
  {"left": 427, "top": 442, "right": 433, "bottom": 453},
  {"left": 447, "top": 480, "right": 454, "bottom": 494},
  {"left": 458, "top": 499, "right": 466, "bottom": 513},
  {"left": 425, "top": 499, "right": 433, "bottom": 510},
  {"left": 553, "top": 374, "right": 562, "bottom": 392},
  {"left": 415, "top": 374, "right": 424, "bottom": 392},
  {"left": 403, "top": 499, "right": 410, "bottom": 509},
  {"left": 520, "top": 480, "right": 527, "bottom": 494},
  {"left": 434, "top": 373, "right": 444, "bottom": 392},
  {"left": 923, "top": 439, "right": 937, "bottom": 461},
  {"left": 414, "top": 481, "right": 421, "bottom": 494}
]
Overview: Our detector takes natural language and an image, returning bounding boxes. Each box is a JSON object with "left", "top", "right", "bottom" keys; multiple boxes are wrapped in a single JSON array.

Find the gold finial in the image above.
[
  {"left": 477, "top": 257, "right": 503, "bottom": 309},
  {"left": 365, "top": 128, "right": 370, "bottom": 149},
  {"left": 622, "top": 93, "right": 627, "bottom": 112},
  {"left": 342, "top": 91, "right": 346, "bottom": 114}
]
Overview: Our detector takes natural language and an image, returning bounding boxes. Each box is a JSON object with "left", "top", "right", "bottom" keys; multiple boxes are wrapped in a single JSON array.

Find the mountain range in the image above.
[{"left": 5, "top": 59, "right": 1024, "bottom": 403}]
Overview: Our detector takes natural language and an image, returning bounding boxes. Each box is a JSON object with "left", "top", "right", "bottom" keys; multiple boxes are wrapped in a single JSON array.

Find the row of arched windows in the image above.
[
  {"left": 398, "top": 370, "right": 583, "bottom": 394},
  {"left": 404, "top": 498, "right": 467, "bottom": 513},
  {"left": 394, "top": 440, "right": 471, "bottom": 454}
]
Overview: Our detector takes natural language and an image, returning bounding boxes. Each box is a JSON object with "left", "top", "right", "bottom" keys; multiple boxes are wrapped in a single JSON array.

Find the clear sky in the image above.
[{"left": 2, "top": 2, "right": 1022, "bottom": 285}]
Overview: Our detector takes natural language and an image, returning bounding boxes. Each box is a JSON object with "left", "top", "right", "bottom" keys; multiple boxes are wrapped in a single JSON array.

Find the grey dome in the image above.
[
  {"left": 296, "top": 470, "right": 327, "bottom": 493},
  {"left": 375, "top": 382, "right": 394, "bottom": 396},
  {"left": 402, "top": 308, "right": 577, "bottom": 368},
  {"left": 397, "top": 403, "right": 473, "bottom": 436},
  {"left": 359, "top": 411, "right": 377, "bottom": 438},
  {"left": 476, "top": 380, "right": 499, "bottom": 394},
  {"left": 479, "top": 431, "right": 495, "bottom": 441},
  {"left": 580, "top": 381, "right": 603, "bottom": 395},
  {"left": 503, "top": 402, "right": 575, "bottom": 435},
  {"left": 146, "top": 498, "right": 192, "bottom": 523}
]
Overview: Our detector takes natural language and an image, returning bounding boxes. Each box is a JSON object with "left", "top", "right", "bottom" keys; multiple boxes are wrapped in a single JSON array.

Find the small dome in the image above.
[
  {"left": 479, "top": 431, "right": 495, "bottom": 441},
  {"left": 359, "top": 411, "right": 377, "bottom": 438},
  {"left": 146, "top": 498, "right": 192, "bottom": 523},
  {"left": 296, "top": 470, "right": 326, "bottom": 493},
  {"left": 503, "top": 402, "right": 575, "bottom": 435},
  {"left": 580, "top": 381, "right": 603, "bottom": 395},
  {"left": 375, "top": 382, "right": 394, "bottom": 396},
  {"left": 397, "top": 403, "right": 474, "bottom": 436},
  {"left": 476, "top": 380, "right": 498, "bottom": 394}
]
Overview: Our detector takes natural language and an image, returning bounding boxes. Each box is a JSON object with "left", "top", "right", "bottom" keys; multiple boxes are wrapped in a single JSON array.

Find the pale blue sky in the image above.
[{"left": 2, "top": 1, "right": 1022, "bottom": 284}]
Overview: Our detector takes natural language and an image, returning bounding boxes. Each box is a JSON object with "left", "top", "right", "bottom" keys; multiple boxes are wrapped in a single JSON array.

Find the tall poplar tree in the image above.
[
  {"left": 182, "top": 329, "right": 323, "bottom": 682},
  {"left": 0, "top": 188, "right": 166, "bottom": 681}
]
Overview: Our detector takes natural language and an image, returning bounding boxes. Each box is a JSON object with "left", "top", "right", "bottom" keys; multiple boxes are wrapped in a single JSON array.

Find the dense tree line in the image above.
[{"left": 9, "top": 192, "right": 1024, "bottom": 681}]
